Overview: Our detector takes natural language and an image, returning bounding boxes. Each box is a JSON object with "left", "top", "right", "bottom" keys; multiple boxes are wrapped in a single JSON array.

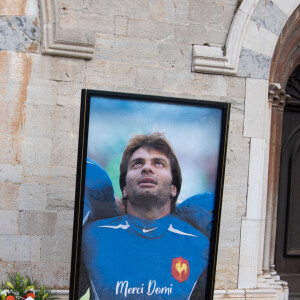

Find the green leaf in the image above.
[
  {"left": 42, "top": 292, "right": 49, "bottom": 299},
  {"left": 6, "top": 281, "right": 14, "bottom": 289},
  {"left": 25, "top": 285, "right": 34, "bottom": 291}
]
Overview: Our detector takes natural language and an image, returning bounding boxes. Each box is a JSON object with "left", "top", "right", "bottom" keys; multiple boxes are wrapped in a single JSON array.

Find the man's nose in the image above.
[{"left": 142, "top": 163, "right": 153, "bottom": 173}]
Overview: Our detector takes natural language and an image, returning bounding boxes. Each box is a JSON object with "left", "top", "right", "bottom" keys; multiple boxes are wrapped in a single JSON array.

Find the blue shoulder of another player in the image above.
[
  {"left": 173, "top": 192, "right": 215, "bottom": 239},
  {"left": 83, "top": 158, "right": 120, "bottom": 225}
]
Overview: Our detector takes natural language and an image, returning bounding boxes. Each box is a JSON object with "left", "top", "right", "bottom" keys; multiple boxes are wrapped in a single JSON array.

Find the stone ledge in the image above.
[
  {"left": 192, "top": 0, "right": 261, "bottom": 75},
  {"left": 39, "top": 0, "right": 95, "bottom": 59}
]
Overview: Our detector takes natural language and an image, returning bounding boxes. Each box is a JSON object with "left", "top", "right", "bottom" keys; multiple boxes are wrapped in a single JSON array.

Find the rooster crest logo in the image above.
[{"left": 171, "top": 257, "right": 190, "bottom": 283}]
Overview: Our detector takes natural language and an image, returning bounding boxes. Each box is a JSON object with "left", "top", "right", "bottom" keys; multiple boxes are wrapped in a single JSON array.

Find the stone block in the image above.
[
  {"left": 0, "top": 163, "right": 23, "bottom": 183},
  {"left": 46, "top": 184, "right": 75, "bottom": 212},
  {"left": 0, "top": 182, "right": 19, "bottom": 210},
  {"left": 244, "top": 78, "right": 269, "bottom": 138},
  {"left": 49, "top": 166, "right": 76, "bottom": 187},
  {"left": 150, "top": 0, "right": 189, "bottom": 24},
  {"left": 165, "top": 69, "right": 227, "bottom": 98},
  {"left": 0, "top": 0, "right": 38, "bottom": 16},
  {"left": 53, "top": 106, "right": 74, "bottom": 139},
  {"left": 243, "top": 20, "right": 278, "bottom": 57},
  {"left": 27, "top": 79, "right": 58, "bottom": 106},
  {"left": 237, "top": 48, "right": 271, "bottom": 80},
  {"left": 57, "top": 82, "right": 83, "bottom": 108},
  {"left": 0, "top": 235, "right": 31, "bottom": 261},
  {"left": 86, "top": 60, "right": 136, "bottom": 90},
  {"left": 0, "top": 101, "right": 23, "bottom": 136},
  {"left": 41, "top": 236, "right": 72, "bottom": 263},
  {"left": 127, "top": 19, "right": 174, "bottom": 41},
  {"left": 0, "top": 137, "right": 22, "bottom": 165},
  {"left": 23, "top": 165, "right": 51, "bottom": 184},
  {"left": 51, "top": 138, "right": 78, "bottom": 168},
  {"left": 114, "top": 15, "right": 128, "bottom": 37},
  {"left": 136, "top": 66, "right": 165, "bottom": 90},
  {"left": 30, "top": 236, "right": 41, "bottom": 262},
  {"left": 158, "top": 42, "right": 191, "bottom": 69},
  {"left": 95, "top": 34, "right": 159, "bottom": 66},
  {"left": 0, "top": 210, "right": 19, "bottom": 234},
  {"left": 56, "top": 210, "right": 74, "bottom": 237},
  {"left": 23, "top": 103, "right": 55, "bottom": 138},
  {"left": 90, "top": 0, "right": 150, "bottom": 19},
  {"left": 0, "top": 16, "right": 39, "bottom": 53},
  {"left": 272, "top": 0, "right": 299, "bottom": 15},
  {"left": 19, "top": 210, "right": 57, "bottom": 236},
  {"left": 17, "top": 183, "right": 47, "bottom": 211},
  {"left": 174, "top": 24, "right": 208, "bottom": 45},
  {"left": 31, "top": 262, "right": 71, "bottom": 288},
  {"left": 31, "top": 55, "right": 86, "bottom": 83},
  {"left": 59, "top": 10, "right": 114, "bottom": 35},
  {"left": 252, "top": 0, "right": 288, "bottom": 36},
  {"left": 23, "top": 137, "right": 52, "bottom": 165}
]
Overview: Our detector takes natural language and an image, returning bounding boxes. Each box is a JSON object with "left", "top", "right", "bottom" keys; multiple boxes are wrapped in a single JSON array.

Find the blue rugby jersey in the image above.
[
  {"left": 83, "top": 158, "right": 214, "bottom": 238},
  {"left": 81, "top": 214, "right": 209, "bottom": 300}
]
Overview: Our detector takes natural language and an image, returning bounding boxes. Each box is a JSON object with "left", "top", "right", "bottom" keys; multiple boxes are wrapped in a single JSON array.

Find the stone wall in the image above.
[{"left": 0, "top": 0, "right": 298, "bottom": 297}]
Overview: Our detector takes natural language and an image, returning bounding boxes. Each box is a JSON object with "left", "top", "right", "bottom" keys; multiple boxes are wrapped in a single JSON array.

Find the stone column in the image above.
[{"left": 262, "top": 83, "right": 290, "bottom": 277}]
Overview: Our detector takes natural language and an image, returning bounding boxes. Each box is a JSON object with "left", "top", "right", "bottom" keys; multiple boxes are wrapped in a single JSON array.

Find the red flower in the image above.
[
  {"left": 26, "top": 293, "right": 35, "bottom": 299},
  {"left": 7, "top": 296, "right": 15, "bottom": 300}
]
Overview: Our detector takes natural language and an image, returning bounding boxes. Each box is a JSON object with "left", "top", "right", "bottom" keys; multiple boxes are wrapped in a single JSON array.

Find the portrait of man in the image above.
[
  {"left": 80, "top": 133, "right": 211, "bottom": 299},
  {"left": 71, "top": 91, "right": 228, "bottom": 300}
]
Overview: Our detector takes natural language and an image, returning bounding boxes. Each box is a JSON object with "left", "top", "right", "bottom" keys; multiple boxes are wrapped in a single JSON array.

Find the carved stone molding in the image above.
[
  {"left": 39, "top": 0, "right": 95, "bottom": 59},
  {"left": 192, "top": 0, "right": 260, "bottom": 75},
  {"left": 269, "top": 83, "right": 291, "bottom": 111}
]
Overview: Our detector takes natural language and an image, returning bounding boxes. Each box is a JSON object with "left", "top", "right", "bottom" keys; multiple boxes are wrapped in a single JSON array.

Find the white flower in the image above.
[
  {"left": 0, "top": 290, "right": 8, "bottom": 296},
  {"left": 25, "top": 297, "right": 35, "bottom": 300}
]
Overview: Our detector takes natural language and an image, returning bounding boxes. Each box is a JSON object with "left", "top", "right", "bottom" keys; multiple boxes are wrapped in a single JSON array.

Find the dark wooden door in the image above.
[{"left": 275, "top": 65, "right": 300, "bottom": 298}]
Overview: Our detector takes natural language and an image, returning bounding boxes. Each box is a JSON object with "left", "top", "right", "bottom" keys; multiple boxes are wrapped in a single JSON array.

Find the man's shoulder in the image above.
[
  {"left": 84, "top": 216, "right": 128, "bottom": 232},
  {"left": 168, "top": 216, "right": 209, "bottom": 243}
]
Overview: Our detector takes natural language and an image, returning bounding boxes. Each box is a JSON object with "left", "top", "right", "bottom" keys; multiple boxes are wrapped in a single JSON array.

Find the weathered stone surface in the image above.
[
  {"left": 94, "top": 34, "right": 159, "bottom": 66},
  {"left": 0, "top": 182, "right": 19, "bottom": 210},
  {"left": 127, "top": 19, "right": 174, "bottom": 41},
  {"left": 86, "top": 60, "right": 136, "bottom": 90},
  {"left": 0, "top": 210, "right": 19, "bottom": 234},
  {"left": 136, "top": 66, "right": 165, "bottom": 90},
  {"left": 41, "top": 236, "right": 72, "bottom": 263},
  {"left": 0, "top": 16, "right": 39, "bottom": 53},
  {"left": 252, "top": 0, "right": 288, "bottom": 36},
  {"left": 114, "top": 15, "right": 128, "bottom": 37},
  {"left": 0, "top": 235, "right": 32, "bottom": 261},
  {"left": 159, "top": 42, "right": 191, "bottom": 69},
  {"left": 19, "top": 211, "right": 57, "bottom": 236},
  {"left": 237, "top": 48, "right": 272, "bottom": 80},
  {"left": 56, "top": 210, "right": 74, "bottom": 236},
  {"left": 46, "top": 184, "right": 75, "bottom": 212},
  {"left": 175, "top": 23, "right": 208, "bottom": 45},
  {"left": 90, "top": 0, "right": 150, "bottom": 19},
  {"left": 0, "top": 163, "right": 23, "bottom": 183},
  {"left": 51, "top": 138, "right": 78, "bottom": 168},
  {"left": 23, "top": 138, "right": 52, "bottom": 165},
  {"left": 17, "top": 183, "right": 48, "bottom": 211}
]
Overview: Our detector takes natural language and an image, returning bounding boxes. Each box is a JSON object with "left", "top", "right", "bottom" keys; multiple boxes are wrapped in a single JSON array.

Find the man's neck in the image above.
[{"left": 127, "top": 202, "right": 170, "bottom": 220}]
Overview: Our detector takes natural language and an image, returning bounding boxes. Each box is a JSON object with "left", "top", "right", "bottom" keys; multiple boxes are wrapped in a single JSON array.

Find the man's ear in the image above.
[
  {"left": 170, "top": 185, "right": 177, "bottom": 198},
  {"left": 122, "top": 187, "right": 127, "bottom": 199}
]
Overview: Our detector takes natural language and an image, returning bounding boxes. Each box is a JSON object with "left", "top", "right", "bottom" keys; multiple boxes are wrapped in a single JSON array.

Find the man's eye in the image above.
[
  {"left": 134, "top": 162, "right": 142, "bottom": 167},
  {"left": 155, "top": 161, "right": 164, "bottom": 167}
]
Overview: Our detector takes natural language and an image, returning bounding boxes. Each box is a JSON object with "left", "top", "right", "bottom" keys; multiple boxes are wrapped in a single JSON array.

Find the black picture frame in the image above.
[{"left": 69, "top": 90, "right": 230, "bottom": 300}]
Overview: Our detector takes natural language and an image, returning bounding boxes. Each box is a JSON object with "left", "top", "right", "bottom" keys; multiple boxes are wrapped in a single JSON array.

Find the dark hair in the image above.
[{"left": 120, "top": 133, "right": 182, "bottom": 212}]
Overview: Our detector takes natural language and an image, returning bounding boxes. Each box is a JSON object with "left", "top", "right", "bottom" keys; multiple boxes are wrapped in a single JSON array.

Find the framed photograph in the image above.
[{"left": 69, "top": 90, "right": 230, "bottom": 300}]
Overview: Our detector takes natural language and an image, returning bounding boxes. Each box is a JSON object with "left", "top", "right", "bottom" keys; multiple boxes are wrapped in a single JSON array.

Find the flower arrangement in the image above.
[{"left": 0, "top": 273, "right": 55, "bottom": 300}]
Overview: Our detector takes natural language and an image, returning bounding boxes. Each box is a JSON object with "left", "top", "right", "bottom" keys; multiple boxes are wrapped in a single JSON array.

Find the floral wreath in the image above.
[{"left": 0, "top": 273, "right": 55, "bottom": 300}]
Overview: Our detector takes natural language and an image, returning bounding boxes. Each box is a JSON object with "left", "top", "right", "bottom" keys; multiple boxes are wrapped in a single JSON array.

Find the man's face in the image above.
[{"left": 123, "top": 147, "right": 177, "bottom": 208}]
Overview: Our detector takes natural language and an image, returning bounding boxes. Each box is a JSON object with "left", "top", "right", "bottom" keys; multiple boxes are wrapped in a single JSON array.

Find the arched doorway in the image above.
[{"left": 270, "top": 5, "right": 300, "bottom": 299}]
